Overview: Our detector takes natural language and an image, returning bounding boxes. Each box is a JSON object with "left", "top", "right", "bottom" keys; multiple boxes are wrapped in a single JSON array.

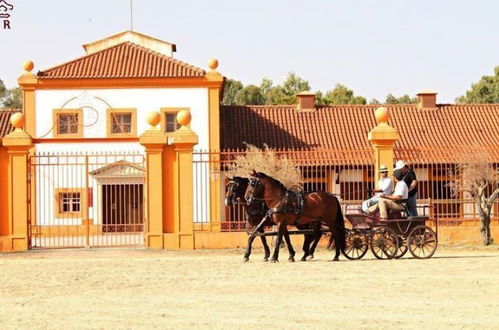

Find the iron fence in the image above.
[
  {"left": 194, "top": 147, "right": 499, "bottom": 232},
  {"left": 29, "top": 151, "right": 146, "bottom": 249}
]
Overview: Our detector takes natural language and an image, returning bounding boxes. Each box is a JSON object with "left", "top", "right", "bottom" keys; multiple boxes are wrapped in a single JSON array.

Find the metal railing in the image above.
[
  {"left": 194, "top": 147, "right": 499, "bottom": 231},
  {"left": 29, "top": 151, "right": 146, "bottom": 249}
]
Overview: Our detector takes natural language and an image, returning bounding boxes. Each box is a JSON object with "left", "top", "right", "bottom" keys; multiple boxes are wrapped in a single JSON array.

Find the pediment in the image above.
[{"left": 89, "top": 160, "right": 144, "bottom": 178}]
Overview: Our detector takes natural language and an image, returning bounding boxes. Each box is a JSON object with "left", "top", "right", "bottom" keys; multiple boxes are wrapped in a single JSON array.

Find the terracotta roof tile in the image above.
[
  {"left": 0, "top": 109, "right": 20, "bottom": 137},
  {"left": 221, "top": 104, "right": 499, "bottom": 163},
  {"left": 37, "top": 42, "right": 205, "bottom": 79}
]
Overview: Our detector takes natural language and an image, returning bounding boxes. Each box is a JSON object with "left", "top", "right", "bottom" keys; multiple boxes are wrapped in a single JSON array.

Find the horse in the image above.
[
  {"left": 225, "top": 177, "right": 321, "bottom": 262},
  {"left": 244, "top": 171, "right": 346, "bottom": 262}
]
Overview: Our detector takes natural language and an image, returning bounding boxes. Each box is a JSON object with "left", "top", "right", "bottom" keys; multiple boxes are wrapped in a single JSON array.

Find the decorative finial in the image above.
[
  {"left": 23, "top": 60, "right": 34, "bottom": 72},
  {"left": 176, "top": 110, "right": 191, "bottom": 127},
  {"left": 146, "top": 111, "right": 161, "bottom": 128},
  {"left": 10, "top": 113, "right": 26, "bottom": 130},
  {"left": 374, "top": 107, "right": 389, "bottom": 124},
  {"left": 207, "top": 58, "right": 218, "bottom": 71}
]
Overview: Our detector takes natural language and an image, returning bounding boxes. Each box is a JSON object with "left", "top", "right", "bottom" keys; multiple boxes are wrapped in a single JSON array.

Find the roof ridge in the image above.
[
  {"left": 125, "top": 41, "right": 204, "bottom": 74},
  {"left": 38, "top": 41, "right": 132, "bottom": 76},
  {"left": 38, "top": 41, "right": 205, "bottom": 77},
  {"left": 0, "top": 108, "right": 21, "bottom": 112}
]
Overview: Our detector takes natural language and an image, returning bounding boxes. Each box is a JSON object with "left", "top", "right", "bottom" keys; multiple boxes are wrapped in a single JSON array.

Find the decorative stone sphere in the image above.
[
  {"left": 177, "top": 110, "right": 191, "bottom": 126},
  {"left": 146, "top": 111, "right": 161, "bottom": 127},
  {"left": 207, "top": 58, "right": 218, "bottom": 70},
  {"left": 374, "top": 107, "right": 389, "bottom": 124},
  {"left": 23, "top": 60, "right": 34, "bottom": 72},
  {"left": 11, "top": 113, "right": 26, "bottom": 129}
]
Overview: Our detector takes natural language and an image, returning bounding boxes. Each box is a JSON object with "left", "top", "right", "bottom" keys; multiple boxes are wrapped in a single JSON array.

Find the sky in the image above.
[{"left": 1, "top": 0, "right": 499, "bottom": 103}]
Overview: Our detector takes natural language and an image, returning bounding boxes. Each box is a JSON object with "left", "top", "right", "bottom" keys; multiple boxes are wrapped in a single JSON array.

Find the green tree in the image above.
[
  {"left": 263, "top": 73, "right": 310, "bottom": 105},
  {"left": 0, "top": 78, "right": 22, "bottom": 109},
  {"left": 319, "top": 84, "right": 366, "bottom": 105},
  {"left": 456, "top": 66, "right": 499, "bottom": 103},
  {"left": 222, "top": 78, "right": 244, "bottom": 105},
  {"left": 369, "top": 98, "right": 381, "bottom": 105},
  {"left": 3, "top": 87, "right": 22, "bottom": 108},
  {"left": 0, "top": 79, "right": 6, "bottom": 98},
  {"left": 385, "top": 93, "right": 417, "bottom": 104},
  {"left": 235, "top": 85, "right": 265, "bottom": 105}
]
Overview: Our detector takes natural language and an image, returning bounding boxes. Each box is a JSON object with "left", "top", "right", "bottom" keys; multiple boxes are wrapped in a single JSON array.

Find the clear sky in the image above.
[{"left": 1, "top": 0, "right": 499, "bottom": 103}]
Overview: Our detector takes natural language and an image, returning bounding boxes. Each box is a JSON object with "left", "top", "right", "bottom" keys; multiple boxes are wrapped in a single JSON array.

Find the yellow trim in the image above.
[
  {"left": 160, "top": 107, "right": 190, "bottom": 133},
  {"left": 54, "top": 188, "right": 87, "bottom": 218},
  {"left": 106, "top": 108, "right": 137, "bottom": 137},
  {"left": 36, "top": 77, "right": 224, "bottom": 89},
  {"left": 53, "top": 109, "right": 83, "bottom": 138}
]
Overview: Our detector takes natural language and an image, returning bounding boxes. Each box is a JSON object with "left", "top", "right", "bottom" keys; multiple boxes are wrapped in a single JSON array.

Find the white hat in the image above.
[
  {"left": 379, "top": 164, "right": 388, "bottom": 172},
  {"left": 394, "top": 160, "right": 406, "bottom": 171}
]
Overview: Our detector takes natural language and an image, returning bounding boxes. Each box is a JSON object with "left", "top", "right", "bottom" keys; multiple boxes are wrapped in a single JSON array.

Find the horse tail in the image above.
[
  {"left": 335, "top": 197, "right": 346, "bottom": 252},
  {"left": 327, "top": 231, "right": 335, "bottom": 250}
]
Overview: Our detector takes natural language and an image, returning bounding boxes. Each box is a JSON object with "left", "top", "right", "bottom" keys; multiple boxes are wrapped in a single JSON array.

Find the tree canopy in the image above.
[
  {"left": 221, "top": 73, "right": 423, "bottom": 106},
  {"left": 316, "top": 84, "right": 366, "bottom": 105},
  {"left": 456, "top": 66, "right": 499, "bottom": 103},
  {"left": 384, "top": 93, "right": 417, "bottom": 104},
  {"left": 0, "top": 78, "right": 23, "bottom": 109}
]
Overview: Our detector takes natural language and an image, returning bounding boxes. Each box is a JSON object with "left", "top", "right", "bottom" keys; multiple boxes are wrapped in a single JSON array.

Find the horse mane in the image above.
[
  {"left": 255, "top": 172, "right": 287, "bottom": 192},
  {"left": 233, "top": 176, "right": 249, "bottom": 183}
]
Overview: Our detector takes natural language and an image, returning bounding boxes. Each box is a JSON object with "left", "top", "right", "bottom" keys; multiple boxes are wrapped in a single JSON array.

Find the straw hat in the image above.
[
  {"left": 379, "top": 164, "right": 388, "bottom": 173},
  {"left": 394, "top": 160, "right": 407, "bottom": 171}
]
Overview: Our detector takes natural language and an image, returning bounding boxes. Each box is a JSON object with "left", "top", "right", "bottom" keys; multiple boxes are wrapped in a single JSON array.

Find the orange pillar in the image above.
[
  {"left": 206, "top": 60, "right": 224, "bottom": 232},
  {"left": 0, "top": 113, "right": 33, "bottom": 252},
  {"left": 17, "top": 61, "right": 38, "bottom": 138},
  {"left": 368, "top": 107, "right": 399, "bottom": 186},
  {"left": 139, "top": 112, "right": 167, "bottom": 249},
  {"left": 164, "top": 110, "right": 198, "bottom": 249}
]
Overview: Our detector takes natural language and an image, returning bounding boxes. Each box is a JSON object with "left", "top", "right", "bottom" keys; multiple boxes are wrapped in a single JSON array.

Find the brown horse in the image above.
[
  {"left": 225, "top": 177, "right": 321, "bottom": 262},
  {"left": 244, "top": 171, "right": 345, "bottom": 262}
]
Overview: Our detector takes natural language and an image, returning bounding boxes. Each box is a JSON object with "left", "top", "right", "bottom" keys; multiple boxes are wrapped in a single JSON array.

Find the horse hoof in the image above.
[
  {"left": 333, "top": 257, "right": 339, "bottom": 262},
  {"left": 308, "top": 254, "right": 314, "bottom": 260},
  {"left": 288, "top": 257, "right": 295, "bottom": 262},
  {"left": 271, "top": 259, "right": 279, "bottom": 263},
  {"left": 300, "top": 256, "right": 307, "bottom": 262},
  {"left": 243, "top": 257, "right": 249, "bottom": 263},
  {"left": 263, "top": 257, "right": 269, "bottom": 262}
]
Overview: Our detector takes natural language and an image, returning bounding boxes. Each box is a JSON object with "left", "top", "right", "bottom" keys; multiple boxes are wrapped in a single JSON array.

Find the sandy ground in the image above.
[{"left": 1, "top": 246, "right": 499, "bottom": 330}]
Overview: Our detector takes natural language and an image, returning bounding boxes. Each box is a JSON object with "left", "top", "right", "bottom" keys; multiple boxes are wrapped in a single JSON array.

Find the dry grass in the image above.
[
  {"left": 1, "top": 247, "right": 499, "bottom": 329},
  {"left": 227, "top": 144, "right": 302, "bottom": 191}
]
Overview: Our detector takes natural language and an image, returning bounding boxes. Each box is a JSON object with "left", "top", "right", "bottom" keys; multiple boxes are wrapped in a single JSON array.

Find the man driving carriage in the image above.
[
  {"left": 361, "top": 164, "right": 393, "bottom": 212},
  {"left": 367, "top": 170, "right": 408, "bottom": 219}
]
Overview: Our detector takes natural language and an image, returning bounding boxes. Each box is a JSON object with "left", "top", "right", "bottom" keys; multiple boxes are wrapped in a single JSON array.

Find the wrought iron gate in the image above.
[{"left": 28, "top": 151, "right": 146, "bottom": 249}]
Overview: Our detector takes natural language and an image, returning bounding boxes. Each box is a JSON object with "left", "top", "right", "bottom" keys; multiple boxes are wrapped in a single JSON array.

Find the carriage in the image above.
[{"left": 342, "top": 203, "right": 438, "bottom": 260}]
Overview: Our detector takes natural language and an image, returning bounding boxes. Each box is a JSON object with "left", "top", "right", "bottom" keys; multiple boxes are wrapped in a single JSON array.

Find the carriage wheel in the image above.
[
  {"left": 370, "top": 227, "right": 398, "bottom": 260},
  {"left": 408, "top": 225, "right": 437, "bottom": 259},
  {"left": 342, "top": 229, "right": 368, "bottom": 260},
  {"left": 394, "top": 236, "right": 408, "bottom": 259}
]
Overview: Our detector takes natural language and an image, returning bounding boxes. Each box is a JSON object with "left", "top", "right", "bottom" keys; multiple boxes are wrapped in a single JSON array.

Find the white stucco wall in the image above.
[
  {"left": 34, "top": 88, "right": 210, "bottom": 151},
  {"left": 33, "top": 87, "right": 212, "bottom": 226}
]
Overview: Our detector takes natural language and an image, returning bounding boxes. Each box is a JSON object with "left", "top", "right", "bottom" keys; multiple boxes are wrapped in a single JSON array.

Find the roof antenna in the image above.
[{"left": 129, "top": 0, "right": 134, "bottom": 31}]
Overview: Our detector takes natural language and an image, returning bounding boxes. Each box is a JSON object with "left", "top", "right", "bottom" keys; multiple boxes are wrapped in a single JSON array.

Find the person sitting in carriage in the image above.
[
  {"left": 367, "top": 169, "right": 408, "bottom": 220},
  {"left": 361, "top": 164, "right": 393, "bottom": 212}
]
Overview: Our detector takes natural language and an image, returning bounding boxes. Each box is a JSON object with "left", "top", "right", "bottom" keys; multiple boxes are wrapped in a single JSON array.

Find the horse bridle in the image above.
[
  {"left": 245, "top": 177, "right": 261, "bottom": 205},
  {"left": 226, "top": 180, "right": 242, "bottom": 206}
]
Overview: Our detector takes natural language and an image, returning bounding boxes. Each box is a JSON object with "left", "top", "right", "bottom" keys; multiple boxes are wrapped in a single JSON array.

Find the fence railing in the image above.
[{"left": 193, "top": 148, "right": 499, "bottom": 232}]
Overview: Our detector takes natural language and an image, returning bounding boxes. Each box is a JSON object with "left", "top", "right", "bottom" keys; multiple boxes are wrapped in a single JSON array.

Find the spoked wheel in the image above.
[
  {"left": 370, "top": 226, "right": 399, "bottom": 260},
  {"left": 394, "top": 236, "right": 408, "bottom": 259},
  {"left": 408, "top": 225, "right": 437, "bottom": 259},
  {"left": 343, "top": 229, "right": 369, "bottom": 260}
]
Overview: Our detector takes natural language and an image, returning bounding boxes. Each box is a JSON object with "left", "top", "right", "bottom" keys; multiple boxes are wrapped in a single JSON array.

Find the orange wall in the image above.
[
  {"left": 162, "top": 145, "right": 175, "bottom": 233},
  {"left": 0, "top": 147, "right": 8, "bottom": 236}
]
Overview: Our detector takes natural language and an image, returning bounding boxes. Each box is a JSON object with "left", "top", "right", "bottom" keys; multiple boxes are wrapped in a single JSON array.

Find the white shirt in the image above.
[
  {"left": 378, "top": 177, "right": 393, "bottom": 195},
  {"left": 393, "top": 181, "right": 409, "bottom": 200}
]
